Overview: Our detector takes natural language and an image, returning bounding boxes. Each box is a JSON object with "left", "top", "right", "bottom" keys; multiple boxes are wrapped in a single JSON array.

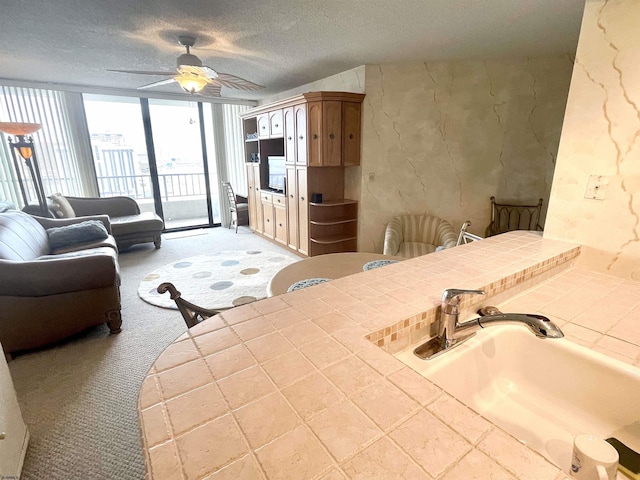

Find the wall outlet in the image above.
[
  {"left": 368, "top": 172, "right": 375, "bottom": 182},
  {"left": 585, "top": 175, "right": 609, "bottom": 200}
]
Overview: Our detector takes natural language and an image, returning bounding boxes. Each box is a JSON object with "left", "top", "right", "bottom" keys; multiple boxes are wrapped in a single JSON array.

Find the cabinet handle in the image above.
[
  {"left": 349, "top": 133, "right": 354, "bottom": 139},
  {"left": 313, "top": 134, "right": 318, "bottom": 139},
  {"left": 288, "top": 136, "right": 292, "bottom": 140},
  {"left": 279, "top": 223, "right": 283, "bottom": 227},
  {"left": 300, "top": 197, "right": 305, "bottom": 201},
  {"left": 290, "top": 194, "right": 294, "bottom": 198},
  {"left": 299, "top": 135, "right": 304, "bottom": 140},
  {"left": 261, "top": 125, "right": 266, "bottom": 130},
  {"left": 266, "top": 219, "right": 270, "bottom": 222},
  {"left": 275, "top": 123, "right": 279, "bottom": 128},
  {"left": 329, "top": 133, "right": 335, "bottom": 139}
]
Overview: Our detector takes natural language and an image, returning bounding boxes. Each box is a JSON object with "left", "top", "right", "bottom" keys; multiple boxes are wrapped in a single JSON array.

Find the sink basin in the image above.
[{"left": 396, "top": 325, "right": 640, "bottom": 470}]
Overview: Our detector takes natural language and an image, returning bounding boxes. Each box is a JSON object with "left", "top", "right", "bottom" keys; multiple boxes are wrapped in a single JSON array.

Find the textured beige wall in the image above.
[
  {"left": 353, "top": 57, "right": 574, "bottom": 253},
  {"left": 545, "top": 0, "right": 640, "bottom": 280}
]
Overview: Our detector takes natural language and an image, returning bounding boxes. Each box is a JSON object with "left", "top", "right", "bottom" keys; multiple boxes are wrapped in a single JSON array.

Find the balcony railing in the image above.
[{"left": 96, "top": 173, "right": 210, "bottom": 200}]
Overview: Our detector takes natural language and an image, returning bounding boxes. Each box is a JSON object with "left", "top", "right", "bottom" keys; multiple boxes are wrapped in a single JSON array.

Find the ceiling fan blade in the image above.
[
  {"left": 108, "top": 69, "right": 177, "bottom": 76},
  {"left": 138, "top": 78, "right": 177, "bottom": 89},
  {"left": 207, "top": 70, "right": 264, "bottom": 91},
  {"left": 200, "top": 84, "right": 222, "bottom": 97}
]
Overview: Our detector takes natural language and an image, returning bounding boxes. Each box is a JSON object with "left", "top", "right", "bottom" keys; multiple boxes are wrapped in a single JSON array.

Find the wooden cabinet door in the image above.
[
  {"left": 284, "top": 107, "right": 295, "bottom": 165},
  {"left": 307, "top": 102, "right": 322, "bottom": 167},
  {"left": 323, "top": 101, "right": 342, "bottom": 166},
  {"left": 296, "top": 167, "right": 309, "bottom": 255},
  {"left": 286, "top": 167, "right": 298, "bottom": 250},
  {"left": 257, "top": 114, "right": 269, "bottom": 139},
  {"left": 246, "top": 164, "right": 257, "bottom": 230},
  {"left": 274, "top": 204, "right": 287, "bottom": 245},
  {"left": 269, "top": 109, "right": 283, "bottom": 137},
  {"left": 342, "top": 102, "right": 361, "bottom": 166},
  {"left": 252, "top": 165, "right": 263, "bottom": 232},
  {"left": 294, "top": 104, "right": 308, "bottom": 166},
  {"left": 262, "top": 202, "right": 274, "bottom": 238}
]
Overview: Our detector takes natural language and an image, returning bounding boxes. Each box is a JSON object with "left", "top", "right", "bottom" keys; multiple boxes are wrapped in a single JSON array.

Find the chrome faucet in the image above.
[
  {"left": 414, "top": 288, "right": 564, "bottom": 360},
  {"left": 439, "top": 288, "right": 485, "bottom": 348}
]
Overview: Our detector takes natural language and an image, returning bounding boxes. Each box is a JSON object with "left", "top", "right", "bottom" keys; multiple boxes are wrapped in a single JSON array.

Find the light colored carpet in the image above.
[
  {"left": 138, "top": 250, "right": 297, "bottom": 309},
  {"left": 8, "top": 226, "right": 300, "bottom": 480}
]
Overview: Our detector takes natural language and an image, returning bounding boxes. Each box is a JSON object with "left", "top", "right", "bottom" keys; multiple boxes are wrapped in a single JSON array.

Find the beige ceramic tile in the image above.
[
  {"left": 442, "top": 449, "right": 516, "bottom": 480},
  {"left": 217, "top": 366, "right": 276, "bottom": 410},
  {"left": 165, "top": 383, "right": 228, "bottom": 435},
  {"left": 193, "top": 327, "right": 240, "bottom": 356},
  {"left": 281, "top": 372, "right": 345, "bottom": 420},
  {"left": 308, "top": 400, "right": 382, "bottom": 461},
  {"left": 188, "top": 315, "right": 226, "bottom": 337},
  {"left": 141, "top": 404, "right": 170, "bottom": 448},
  {"left": 255, "top": 425, "right": 334, "bottom": 480},
  {"left": 322, "top": 355, "right": 382, "bottom": 396},
  {"left": 478, "top": 429, "right": 558, "bottom": 480},
  {"left": 231, "top": 317, "right": 276, "bottom": 342},
  {"left": 357, "top": 345, "right": 404, "bottom": 375},
  {"left": 389, "top": 409, "right": 471, "bottom": 477},
  {"left": 319, "top": 470, "right": 347, "bottom": 480},
  {"left": 608, "top": 306, "right": 640, "bottom": 346},
  {"left": 387, "top": 367, "right": 442, "bottom": 406},
  {"left": 290, "top": 298, "right": 333, "bottom": 318},
  {"left": 201, "top": 454, "right": 265, "bottom": 480},
  {"left": 176, "top": 415, "right": 248, "bottom": 480},
  {"left": 244, "top": 332, "right": 295, "bottom": 363},
  {"left": 148, "top": 441, "right": 184, "bottom": 480},
  {"left": 312, "top": 311, "right": 356, "bottom": 334},
  {"left": 250, "top": 296, "right": 290, "bottom": 316},
  {"left": 261, "top": 350, "right": 317, "bottom": 388},
  {"left": 331, "top": 326, "right": 378, "bottom": 353},
  {"left": 264, "top": 305, "right": 309, "bottom": 329},
  {"left": 139, "top": 375, "right": 163, "bottom": 409},
  {"left": 299, "top": 336, "right": 350, "bottom": 368},
  {"left": 205, "top": 344, "right": 256, "bottom": 380},
  {"left": 280, "top": 320, "right": 327, "bottom": 346},
  {"left": 234, "top": 392, "right": 300, "bottom": 449},
  {"left": 220, "top": 304, "right": 261, "bottom": 326},
  {"left": 341, "top": 437, "right": 429, "bottom": 480},
  {"left": 593, "top": 335, "right": 640, "bottom": 364},
  {"left": 154, "top": 339, "right": 201, "bottom": 372},
  {"left": 561, "top": 323, "right": 602, "bottom": 347},
  {"left": 157, "top": 359, "right": 213, "bottom": 400},
  {"left": 427, "top": 394, "right": 492, "bottom": 444},
  {"left": 351, "top": 378, "right": 420, "bottom": 431}
]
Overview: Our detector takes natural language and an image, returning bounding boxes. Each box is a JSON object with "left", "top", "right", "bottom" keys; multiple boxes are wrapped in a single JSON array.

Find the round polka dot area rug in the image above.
[{"left": 138, "top": 250, "right": 299, "bottom": 310}]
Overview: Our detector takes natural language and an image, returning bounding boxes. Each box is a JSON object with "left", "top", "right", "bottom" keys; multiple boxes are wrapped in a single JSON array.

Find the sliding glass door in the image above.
[
  {"left": 83, "top": 94, "right": 222, "bottom": 230},
  {"left": 147, "top": 99, "right": 219, "bottom": 229}
]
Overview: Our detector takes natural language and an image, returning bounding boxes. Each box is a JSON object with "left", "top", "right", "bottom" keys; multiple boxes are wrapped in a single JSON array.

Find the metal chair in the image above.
[
  {"left": 157, "top": 283, "right": 230, "bottom": 329},
  {"left": 221, "top": 182, "right": 248, "bottom": 233},
  {"left": 485, "top": 196, "right": 543, "bottom": 237},
  {"left": 456, "top": 221, "right": 483, "bottom": 246}
]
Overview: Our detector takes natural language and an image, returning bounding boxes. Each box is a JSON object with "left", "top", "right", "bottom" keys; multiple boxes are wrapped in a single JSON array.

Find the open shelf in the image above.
[{"left": 310, "top": 217, "right": 357, "bottom": 226}]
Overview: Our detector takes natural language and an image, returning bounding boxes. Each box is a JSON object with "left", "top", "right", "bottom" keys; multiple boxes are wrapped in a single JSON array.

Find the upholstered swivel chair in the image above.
[
  {"left": 485, "top": 196, "right": 543, "bottom": 237},
  {"left": 222, "top": 182, "right": 248, "bottom": 233},
  {"left": 383, "top": 215, "right": 457, "bottom": 258}
]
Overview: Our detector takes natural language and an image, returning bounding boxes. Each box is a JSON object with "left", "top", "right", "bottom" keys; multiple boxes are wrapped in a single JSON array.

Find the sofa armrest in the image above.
[
  {"left": 383, "top": 217, "right": 403, "bottom": 255},
  {"left": 66, "top": 196, "right": 141, "bottom": 217},
  {"left": 33, "top": 214, "right": 112, "bottom": 234},
  {"left": 0, "top": 250, "right": 119, "bottom": 297}
]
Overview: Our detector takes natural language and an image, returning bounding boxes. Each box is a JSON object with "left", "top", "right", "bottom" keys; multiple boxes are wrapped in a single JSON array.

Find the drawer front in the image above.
[
  {"left": 260, "top": 191, "right": 273, "bottom": 204},
  {"left": 272, "top": 194, "right": 286, "bottom": 208}
]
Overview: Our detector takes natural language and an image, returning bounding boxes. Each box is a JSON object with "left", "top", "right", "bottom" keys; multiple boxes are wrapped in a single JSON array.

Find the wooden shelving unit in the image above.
[{"left": 309, "top": 199, "right": 358, "bottom": 256}]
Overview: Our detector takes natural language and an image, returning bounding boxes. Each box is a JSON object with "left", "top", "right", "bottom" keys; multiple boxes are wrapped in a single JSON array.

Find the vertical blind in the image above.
[
  {"left": 223, "top": 103, "right": 250, "bottom": 197},
  {"left": 0, "top": 86, "right": 85, "bottom": 207}
]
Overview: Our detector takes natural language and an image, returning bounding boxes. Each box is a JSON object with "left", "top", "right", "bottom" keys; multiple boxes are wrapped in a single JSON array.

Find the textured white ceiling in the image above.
[{"left": 0, "top": 0, "right": 585, "bottom": 101}]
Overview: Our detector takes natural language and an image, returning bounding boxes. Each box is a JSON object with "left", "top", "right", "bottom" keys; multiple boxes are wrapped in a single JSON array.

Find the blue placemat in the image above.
[
  {"left": 287, "top": 278, "right": 331, "bottom": 292},
  {"left": 363, "top": 259, "right": 399, "bottom": 271}
]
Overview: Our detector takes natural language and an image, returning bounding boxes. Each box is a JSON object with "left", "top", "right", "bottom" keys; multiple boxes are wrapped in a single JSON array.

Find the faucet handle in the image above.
[{"left": 441, "top": 289, "right": 485, "bottom": 313}]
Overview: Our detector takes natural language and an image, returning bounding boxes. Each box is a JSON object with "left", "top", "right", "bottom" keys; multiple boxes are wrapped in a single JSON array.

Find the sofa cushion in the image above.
[
  {"left": 47, "top": 220, "right": 109, "bottom": 250},
  {"left": 49, "top": 193, "right": 76, "bottom": 218},
  {"left": 0, "top": 211, "right": 50, "bottom": 260},
  {"left": 110, "top": 212, "right": 164, "bottom": 235}
]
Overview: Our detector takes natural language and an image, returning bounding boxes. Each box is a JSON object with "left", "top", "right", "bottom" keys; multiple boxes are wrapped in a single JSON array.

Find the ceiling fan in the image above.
[{"left": 109, "top": 35, "right": 263, "bottom": 97}]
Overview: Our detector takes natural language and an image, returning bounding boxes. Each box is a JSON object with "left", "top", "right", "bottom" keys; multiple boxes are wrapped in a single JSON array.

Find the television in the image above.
[{"left": 267, "top": 156, "right": 286, "bottom": 192}]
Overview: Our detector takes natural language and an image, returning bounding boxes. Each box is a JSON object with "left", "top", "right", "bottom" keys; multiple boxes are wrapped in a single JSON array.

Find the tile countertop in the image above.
[{"left": 138, "top": 231, "right": 640, "bottom": 480}]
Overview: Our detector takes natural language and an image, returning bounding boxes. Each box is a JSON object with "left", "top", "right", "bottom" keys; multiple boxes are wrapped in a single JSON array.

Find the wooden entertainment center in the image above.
[{"left": 240, "top": 91, "right": 365, "bottom": 257}]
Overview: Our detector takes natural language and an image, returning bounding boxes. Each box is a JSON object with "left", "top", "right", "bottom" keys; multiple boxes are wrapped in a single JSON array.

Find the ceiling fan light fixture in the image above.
[{"left": 175, "top": 74, "right": 208, "bottom": 94}]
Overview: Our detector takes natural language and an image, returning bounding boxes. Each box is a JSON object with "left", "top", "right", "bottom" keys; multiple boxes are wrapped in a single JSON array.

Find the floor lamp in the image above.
[{"left": 0, "top": 121, "right": 49, "bottom": 216}]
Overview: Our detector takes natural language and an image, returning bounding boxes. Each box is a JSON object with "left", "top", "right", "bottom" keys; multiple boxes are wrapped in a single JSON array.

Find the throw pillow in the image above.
[
  {"left": 49, "top": 193, "right": 76, "bottom": 218},
  {"left": 47, "top": 220, "right": 109, "bottom": 249}
]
